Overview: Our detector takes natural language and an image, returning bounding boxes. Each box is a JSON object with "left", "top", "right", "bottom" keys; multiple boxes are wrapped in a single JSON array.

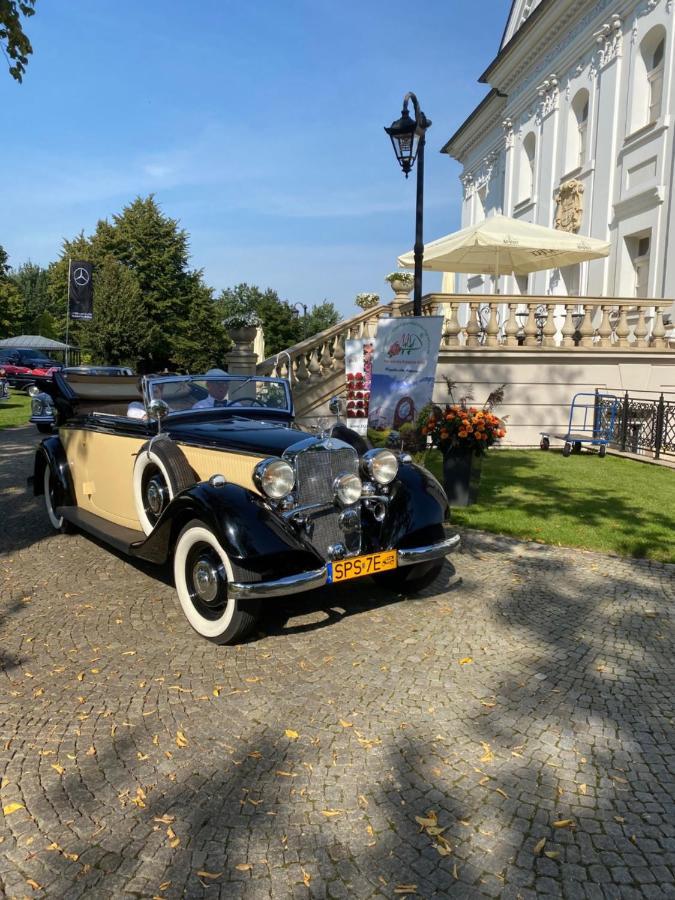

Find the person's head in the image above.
[{"left": 206, "top": 368, "right": 227, "bottom": 401}]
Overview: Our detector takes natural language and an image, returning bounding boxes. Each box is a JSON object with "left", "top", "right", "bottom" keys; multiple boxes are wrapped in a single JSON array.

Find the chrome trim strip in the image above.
[
  {"left": 397, "top": 534, "right": 461, "bottom": 566},
  {"left": 229, "top": 566, "right": 327, "bottom": 600}
]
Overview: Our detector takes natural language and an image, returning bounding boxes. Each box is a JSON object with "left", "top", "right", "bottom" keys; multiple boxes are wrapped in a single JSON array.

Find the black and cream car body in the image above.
[{"left": 33, "top": 372, "right": 458, "bottom": 644}]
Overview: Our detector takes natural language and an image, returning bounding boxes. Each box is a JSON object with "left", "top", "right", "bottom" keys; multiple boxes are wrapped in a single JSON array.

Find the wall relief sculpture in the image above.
[{"left": 554, "top": 179, "right": 585, "bottom": 232}]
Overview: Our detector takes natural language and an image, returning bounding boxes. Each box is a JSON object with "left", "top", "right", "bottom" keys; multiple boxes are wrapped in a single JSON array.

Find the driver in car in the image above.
[
  {"left": 192, "top": 368, "right": 229, "bottom": 409},
  {"left": 127, "top": 378, "right": 168, "bottom": 419}
]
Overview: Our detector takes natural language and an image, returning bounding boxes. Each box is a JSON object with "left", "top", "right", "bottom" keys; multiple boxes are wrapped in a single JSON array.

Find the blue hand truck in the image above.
[{"left": 540, "top": 392, "right": 621, "bottom": 458}]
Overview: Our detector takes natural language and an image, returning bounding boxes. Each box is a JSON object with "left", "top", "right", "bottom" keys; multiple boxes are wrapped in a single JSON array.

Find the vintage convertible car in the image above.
[{"left": 33, "top": 372, "right": 458, "bottom": 644}]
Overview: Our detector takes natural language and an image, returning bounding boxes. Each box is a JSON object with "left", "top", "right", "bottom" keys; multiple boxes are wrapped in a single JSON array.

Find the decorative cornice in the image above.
[
  {"left": 536, "top": 73, "right": 559, "bottom": 121},
  {"left": 503, "top": 117, "right": 515, "bottom": 148},
  {"left": 592, "top": 13, "right": 622, "bottom": 73}
]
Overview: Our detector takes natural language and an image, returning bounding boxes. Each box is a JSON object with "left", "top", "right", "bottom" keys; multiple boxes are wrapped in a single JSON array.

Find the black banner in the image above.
[{"left": 68, "top": 260, "right": 94, "bottom": 320}]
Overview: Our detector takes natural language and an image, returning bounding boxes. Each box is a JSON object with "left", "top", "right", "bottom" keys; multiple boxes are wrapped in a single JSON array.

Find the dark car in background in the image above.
[
  {"left": 0, "top": 371, "right": 9, "bottom": 402},
  {"left": 33, "top": 371, "right": 457, "bottom": 645},
  {"left": 0, "top": 349, "right": 63, "bottom": 392}
]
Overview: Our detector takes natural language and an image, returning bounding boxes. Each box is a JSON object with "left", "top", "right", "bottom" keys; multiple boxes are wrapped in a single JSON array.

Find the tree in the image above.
[
  {"left": 77, "top": 257, "right": 151, "bottom": 366},
  {"left": 0, "top": 244, "right": 25, "bottom": 337},
  {"left": 9, "top": 260, "right": 50, "bottom": 331},
  {"left": 172, "top": 275, "right": 230, "bottom": 373},
  {"left": 0, "top": 0, "right": 37, "bottom": 82},
  {"left": 304, "top": 301, "right": 340, "bottom": 337},
  {"left": 217, "top": 284, "right": 300, "bottom": 358}
]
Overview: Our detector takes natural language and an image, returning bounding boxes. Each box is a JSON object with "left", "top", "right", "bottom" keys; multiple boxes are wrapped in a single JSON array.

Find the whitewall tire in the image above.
[
  {"left": 133, "top": 441, "right": 194, "bottom": 535},
  {"left": 173, "top": 520, "right": 260, "bottom": 645},
  {"left": 43, "top": 464, "right": 73, "bottom": 534}
]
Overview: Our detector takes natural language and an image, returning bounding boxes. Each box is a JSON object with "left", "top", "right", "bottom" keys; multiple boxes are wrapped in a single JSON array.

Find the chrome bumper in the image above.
[
  {"left": 228, "top": 534, "right": 460, "bottom": 599},
  {"left": 398, "top": 534, "right": 461, "bottom": 567},
  {"left": 229, "top": 567, "right": 328, "bottom": 600}
]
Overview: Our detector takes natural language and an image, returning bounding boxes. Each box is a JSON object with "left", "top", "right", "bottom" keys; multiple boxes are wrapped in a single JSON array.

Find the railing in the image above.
[
  {"left": 598, "top": 390, "right": 675, "bottom": 459},
  {"left": 257, "top": 303, "right": 394, "bottom": 387},
  {"left": 401, "top": 294, "right": 674, "bottom": 351}
]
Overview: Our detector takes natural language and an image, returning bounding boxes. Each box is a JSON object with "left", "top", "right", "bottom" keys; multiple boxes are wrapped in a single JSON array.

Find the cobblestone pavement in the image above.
[{"left": 1, "top": 426, "right": 675, "bottom": 900}]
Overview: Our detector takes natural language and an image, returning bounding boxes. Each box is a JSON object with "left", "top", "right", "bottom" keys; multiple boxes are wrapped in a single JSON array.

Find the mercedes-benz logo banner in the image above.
[{"left": 68, "top": 260, "right": 94, "bottom": 321}]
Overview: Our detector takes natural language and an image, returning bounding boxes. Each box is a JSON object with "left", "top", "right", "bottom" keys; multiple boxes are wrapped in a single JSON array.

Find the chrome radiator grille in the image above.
[{"left": 294, "top": 445, "right": 358, "bottom": 506}]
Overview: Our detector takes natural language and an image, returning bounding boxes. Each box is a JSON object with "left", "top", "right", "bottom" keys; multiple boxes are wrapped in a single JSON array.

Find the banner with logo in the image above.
[
  {"left": 368, "top": 316, "right": 444, "bottom": 431},
  {"left": 68, "top": 260, "right": 94, "bottom": 320}
]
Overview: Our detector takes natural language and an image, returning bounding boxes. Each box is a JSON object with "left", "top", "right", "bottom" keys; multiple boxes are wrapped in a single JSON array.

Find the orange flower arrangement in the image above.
[{"left": 418, "top": 384, "right": 507, "bottom": 456}]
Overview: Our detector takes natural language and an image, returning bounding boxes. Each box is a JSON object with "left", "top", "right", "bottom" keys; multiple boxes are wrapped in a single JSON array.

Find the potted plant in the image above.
[
  {"left": 385, "top": 271, "right": 414, "bottom": 294},
  {"left": 418, "top": 383, "right": 507, "bottom": 507},
  {"left": 221, "top": 301, "right": 262, "bottom": 344},
  {"left": 355, "top": 292, "right": 380, "bottom": 310}
]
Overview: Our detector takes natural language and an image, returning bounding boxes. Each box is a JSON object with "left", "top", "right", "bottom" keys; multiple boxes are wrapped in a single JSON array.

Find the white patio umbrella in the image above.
[{"left": 397, "top": 214, "right": 610, "bottom": 291}]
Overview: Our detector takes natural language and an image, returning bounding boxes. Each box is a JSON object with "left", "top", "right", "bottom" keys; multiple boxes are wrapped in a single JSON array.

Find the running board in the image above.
[{"left": 57, "top": 507, "right": 146, "bottom": 554}]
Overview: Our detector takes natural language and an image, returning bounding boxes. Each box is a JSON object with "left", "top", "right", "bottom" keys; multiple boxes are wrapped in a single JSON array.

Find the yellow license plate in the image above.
[{"left": 328, "top": 550, "right": 397, "bottom": 583}]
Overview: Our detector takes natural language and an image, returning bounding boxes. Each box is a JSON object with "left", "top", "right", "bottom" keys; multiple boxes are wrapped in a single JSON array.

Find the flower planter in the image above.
[
  {"left": 441, "top": 447, "right": 483, "bottom": 507},
  {"left": 228, "top": 325, "right": 258, "bottom": 343}
]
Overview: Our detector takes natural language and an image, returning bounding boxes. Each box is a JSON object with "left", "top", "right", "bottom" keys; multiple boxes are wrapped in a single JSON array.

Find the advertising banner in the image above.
[
  {"left": 68, "top": 260, "right": 94, "bottom": 321},
  {"left": 344, "top": 338, "right": 374, "bottom": 435},
  {"left": 368, "top": 316, "right": 443, "bottom": 431}
]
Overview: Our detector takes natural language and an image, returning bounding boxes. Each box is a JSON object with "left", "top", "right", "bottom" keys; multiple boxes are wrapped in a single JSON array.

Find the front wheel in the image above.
[
  {"left": 43, "top": 464, "right": 74, "bottom": 534},
  {"left": 173, "top": 520, "right": 260, "bottom": 644},
  {"left": 373, "top": 558, "right": 447, "bottom": 594}
]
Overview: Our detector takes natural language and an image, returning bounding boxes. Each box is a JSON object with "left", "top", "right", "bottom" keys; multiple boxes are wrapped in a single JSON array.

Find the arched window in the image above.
[
  {"left": 519, "top": 132, "right": 536, "bottom": 202},
  {"left": 634, "top": 26, "right": 667, "bottom": 129},
  {"left": 571, "top": 90, "right": 589, "bottom": 169}
]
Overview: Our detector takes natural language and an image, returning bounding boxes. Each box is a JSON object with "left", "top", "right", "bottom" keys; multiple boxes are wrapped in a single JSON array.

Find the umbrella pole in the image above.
[{"left": 495, "top": 249, "right": 500, "bottom": 295}]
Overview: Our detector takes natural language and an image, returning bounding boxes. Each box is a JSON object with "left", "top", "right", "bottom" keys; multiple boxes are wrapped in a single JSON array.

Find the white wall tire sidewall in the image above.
[
  {"left": 173, "top": 525, "right": 237, "bottom": 639},
  {"left": 44, "top": 465, "right": 64, "bottom": 531},
  {"left": 133, "top": 449, "right": 175, "bottom": 535}
]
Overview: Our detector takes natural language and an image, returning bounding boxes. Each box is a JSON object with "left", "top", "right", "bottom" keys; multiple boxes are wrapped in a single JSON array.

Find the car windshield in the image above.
[{"left": 143, "top": 375, "right": 292, "bottom": 415}]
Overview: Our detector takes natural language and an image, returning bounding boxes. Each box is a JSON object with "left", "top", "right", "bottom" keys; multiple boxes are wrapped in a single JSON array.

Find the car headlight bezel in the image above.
[
  {"left": 253, "top": 457, "right": 295, "bottom": 500},
  {"left": 362, "top": 448, "right": 399, "bottom": 485},
  {"left": 334, "top": 472, "right": 363, "bottom": 506}
]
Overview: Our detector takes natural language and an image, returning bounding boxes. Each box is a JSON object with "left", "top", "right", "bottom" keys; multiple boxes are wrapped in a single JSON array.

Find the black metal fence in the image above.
[{"left": 598, "top": 390, "right": 675, "bottom": 460}]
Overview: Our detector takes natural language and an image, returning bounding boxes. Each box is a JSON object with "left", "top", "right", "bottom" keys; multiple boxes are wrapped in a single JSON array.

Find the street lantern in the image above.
[{"left": 385, "top": 93, "right": 431, "bottom": 317}]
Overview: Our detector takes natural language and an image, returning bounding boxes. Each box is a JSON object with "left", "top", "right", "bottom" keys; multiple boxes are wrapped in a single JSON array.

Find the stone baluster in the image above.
[
  {"left": 578, "top": 305, "right": 594, "bottom": 348},
  {"left": 597, "top": 305, "right": 613, "bottom": 348},
  {"left": 466, "top": 303, "right": 481, "bottom": 348},
  {"left": 442, "top": 302, "right": 461, "bottom": 348},
  {"left": 652, "top": 306, "right": 667, "bottom": 349},
  {"left": 561, "top": 304, "right": 576, "bottom": 348},
  {"left": 615, "top": 306, "right": 630, "bottom": 348},
  {"left": 523, "top": 304, "right": 538, "bottom": 346},
  {"left": 320, "top": 340, "right": 333, "bottom": 372},
  {"left": 307, "top": 346, "right": 322, "bottom": 380},
  {"left": 486, "top": 301, "right": 500, "bottom": 347},
  {"left": 504, "top": 303, "right": 520, "bottom": 347},
  {"left": 634, "top": 307, "right": 648, "bottom": 348},
  {"left": 295, "top": 351, "right": 310, "bottom": 384},
  {"left": 542, "top": 303, "right": 557, "bottom": 348},
  {"left": 331, "top": 333, "right": 345, "bottom": 372}
]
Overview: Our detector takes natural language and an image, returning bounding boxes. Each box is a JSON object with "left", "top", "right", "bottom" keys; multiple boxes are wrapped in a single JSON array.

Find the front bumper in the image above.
[{"left": 229, "top": 533, "right": 460, "bottom": 600}]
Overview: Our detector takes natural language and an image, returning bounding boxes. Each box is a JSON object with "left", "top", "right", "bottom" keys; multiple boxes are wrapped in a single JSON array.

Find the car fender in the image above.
[
  {"left": 33, "top": 436, "right": 75, "bottom": 507},
  {"left": 377, "top": 462, "right": 449, "bottom": 551},
  {"left": 131, "top": 481, "right": 324, "bottom": 579}
]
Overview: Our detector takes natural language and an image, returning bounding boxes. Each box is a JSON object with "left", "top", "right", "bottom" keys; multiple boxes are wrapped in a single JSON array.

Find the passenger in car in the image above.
[
  {"left": 192, "top": 368, "right": 229, "bottom": 408},
  {"left": 127, "top": 378, "right": 167, "bottom": 419}
]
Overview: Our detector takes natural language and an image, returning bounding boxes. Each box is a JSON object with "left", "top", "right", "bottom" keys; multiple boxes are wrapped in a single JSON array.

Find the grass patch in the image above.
[
  {"left": 0, "top": 393, "right": 32, "bottom": 430},
  {"left": 423, "top": 448, "right": 675, "bottom": 564}
]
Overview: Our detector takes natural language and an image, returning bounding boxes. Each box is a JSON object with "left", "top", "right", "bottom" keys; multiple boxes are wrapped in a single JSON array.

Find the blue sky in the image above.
[{"left": 1, "top": 0, "right": 511, "bottom": 316}]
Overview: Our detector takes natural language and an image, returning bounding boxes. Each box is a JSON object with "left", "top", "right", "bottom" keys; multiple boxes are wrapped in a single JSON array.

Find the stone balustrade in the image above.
[{"left": 400, "top": 294, "right": 674, "bottom": 351}]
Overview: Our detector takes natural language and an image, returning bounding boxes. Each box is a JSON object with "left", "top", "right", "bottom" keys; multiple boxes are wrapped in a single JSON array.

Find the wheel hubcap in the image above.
[
  {"left": 192, "top": 557, "right": 219, "bottom": 604},
  {"left": 146, "top": 475, "right": 168, "bottom": 517}
]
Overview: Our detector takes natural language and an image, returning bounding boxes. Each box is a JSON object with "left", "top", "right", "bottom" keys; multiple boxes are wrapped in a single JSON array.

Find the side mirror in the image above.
[{"left": 147, "top": 399, "right": 170, "bottom": 421}]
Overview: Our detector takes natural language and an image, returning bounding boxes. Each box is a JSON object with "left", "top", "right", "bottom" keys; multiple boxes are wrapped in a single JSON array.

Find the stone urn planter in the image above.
[
  {"left": 228, "top": 325, "right": 258, "bottom": 344},
  {"left": 441, "top": 447, "right": 483, "bottom": 507}
]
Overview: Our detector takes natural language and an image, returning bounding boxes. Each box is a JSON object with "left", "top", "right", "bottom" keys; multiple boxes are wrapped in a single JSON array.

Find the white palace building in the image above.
[{"left": 443, "top": 0, "right": 675, "bottom": 302}]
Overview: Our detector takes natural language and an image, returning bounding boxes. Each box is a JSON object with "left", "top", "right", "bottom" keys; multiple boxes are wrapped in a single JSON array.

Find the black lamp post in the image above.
[
  {"left": 291, "top": 302, "right": 308, "bottom": 339},
  {"left": 385, "top": 92, "right": 431, "bottom": 318}
]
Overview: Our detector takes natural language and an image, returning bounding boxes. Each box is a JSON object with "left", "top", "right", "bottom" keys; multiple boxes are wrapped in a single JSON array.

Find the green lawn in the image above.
[
  {"left": 0, "top": 393, "right": 32, "bottom": 430},
  {"left": 423, "top": 448, "right": 675, "bottom": 564}
]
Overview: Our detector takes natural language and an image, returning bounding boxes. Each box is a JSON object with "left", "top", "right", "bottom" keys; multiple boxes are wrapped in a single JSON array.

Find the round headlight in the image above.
[
  {"left": 334, "top": 472, "right": 362, "bottom": 506},
  {"left": 363, "top": 449, "right": 399, "bottom": 485},
  {"left": 254, "top": 458, "right": 295, "bottom": 500}
]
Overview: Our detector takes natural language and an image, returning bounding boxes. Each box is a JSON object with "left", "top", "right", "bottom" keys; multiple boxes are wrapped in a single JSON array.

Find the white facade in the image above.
[{"left": 443, "top": 0, "right": 675, "bottom": 300}]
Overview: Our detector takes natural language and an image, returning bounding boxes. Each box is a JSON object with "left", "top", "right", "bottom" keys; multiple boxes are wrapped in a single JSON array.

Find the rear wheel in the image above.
[
  {"left": 373, "top": 558, "right": 446, "bottom": 594},
  {"left": 43, "top": 464, "right": 74, "bottom": 534},
  {"left": 563, "top": 442, "right": 572, "bottom": 458},
  {"left": 173, "top": 520, "right": 260, "bottom": 644},
  {"left": 598, "top": 444, "right": 606, "bottom": 458}
]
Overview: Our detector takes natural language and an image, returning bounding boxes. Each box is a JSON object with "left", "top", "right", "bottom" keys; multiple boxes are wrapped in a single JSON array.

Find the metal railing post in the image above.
[
  {"left": 655, "top": 393, "right": 665, "bottom": 460},
  {"left": 620, "top": 391, "right": 629, "bottom": 452}
]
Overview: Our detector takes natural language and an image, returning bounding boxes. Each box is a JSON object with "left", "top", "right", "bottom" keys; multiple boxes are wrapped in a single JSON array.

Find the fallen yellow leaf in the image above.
[
  {"left": 544, "top": 850, "right": 560, "bottom": 859},
  {"left": 285, "top": 729, "right": 299, "bottom": 740},
  {"left": 495, "top": 788, "right": 508, "bottom": 799},
  {"left": 302, "top": 868, "right": 311, "bottom": 887},
  {"left": 3, "top": 802, "right": 24, "bottom": 815},
  {"left": 86, "top": 746, "right": 96, "bottom": 756},
  {"left": 63, "top": 852, "right": 79, "bottom": 861},
  {"left": 50, "top": 764, "right": 65, "bottom": 775},
  {"left": 458, "top": 657, "right": 473, "bottom": 665},
  {"left": 321, "top": 809, "right": 342, "bottom": 817},
  {"left": 479, "top": 742, "right": 494, "bottom": 763},
  {"left": 579, "top": 783, "right": 587, "bottom": 795},
  {"left": 552, "top": 819, "right": 575, "bottom": 829},
  {"left": 339, "top": 719, "right": 353, "bottom": 728},
  {"left": 533, "top": 837, "right": 546, "bottom": 856},
  {"left": 415, "top": 811, "right": 438, "bottom": 828},
  {"left": 154, "top": 814, "right": 175, "bottom": 825},
  {"left": 394, "top": 886, "right": 417, "bottom": 895},
  {"left": 26, "top": 878, "right": 42, "bottom": 890},
  {"left": 166, "top": 826, "right": 180, "bottom": 848},
  {"left": 213, "top": 687, "right": 221, "bottom": 697},
  {"left": 235, "top": 863, "right": 252, "bottom": 872},
  {"left": 175, "top": 731, "right": 188, "bottom": 748},
  {"left": 196, "top": 870, "right": 222, "bottom": 879}
]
